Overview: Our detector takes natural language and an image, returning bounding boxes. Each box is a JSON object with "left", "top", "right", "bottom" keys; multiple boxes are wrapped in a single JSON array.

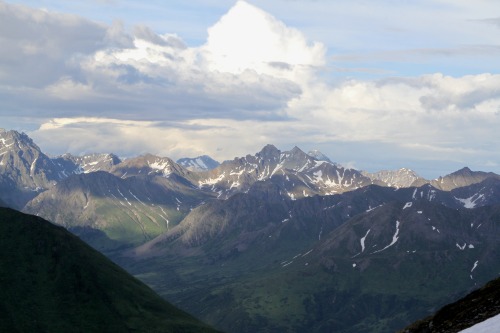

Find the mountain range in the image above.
[{"left": 1, "top": 129, "right": 499, "bottom": 332}]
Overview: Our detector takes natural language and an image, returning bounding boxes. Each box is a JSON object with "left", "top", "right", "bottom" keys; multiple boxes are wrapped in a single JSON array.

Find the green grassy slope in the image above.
[{"left": 0, "top": 208, "right": 221, "bottom": 333}]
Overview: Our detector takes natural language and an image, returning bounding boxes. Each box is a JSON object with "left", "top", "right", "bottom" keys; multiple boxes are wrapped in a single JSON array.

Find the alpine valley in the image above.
[{"left": 1, "top": 128, "right": 499, "bottom": 332}]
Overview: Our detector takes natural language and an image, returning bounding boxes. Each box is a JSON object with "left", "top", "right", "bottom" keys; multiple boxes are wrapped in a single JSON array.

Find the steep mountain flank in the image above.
[
  {"left": 123, "top": 187, "right": 500, "bottom": 333},
  {"left": 0, "top": 208, "right": 220, "bottom": 333},
  {"left": 399, "top": 277, "right": 500, "bottom": 333},
  {"left": 24, "top": 171, "right": 212, "bottom": 251},
  {"left": 0, "top": 130, "right": 62, "bottom": 209}
]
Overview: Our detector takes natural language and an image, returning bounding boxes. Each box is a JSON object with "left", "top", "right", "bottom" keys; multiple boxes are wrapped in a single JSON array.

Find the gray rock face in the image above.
[
  {"left": 0, "top": 130, "right": 125, "bottom": 209},
  {"left": 430, "top": 167, "right": 500, "bottom": 191},
  {"left": 53, "top": 153, "right": 121, "bottom": 175},
  {"left": 0, "top": 130, "right": 62, "bottom": 209},
  {"left": 177, "top": 155, "right": 220, "bottom": 172},
  {"left": 362, "top": 166, "right": 500, "bottom": 191},
  {"left": 362, "top": 168, "right": 427, "bottom": 188}
]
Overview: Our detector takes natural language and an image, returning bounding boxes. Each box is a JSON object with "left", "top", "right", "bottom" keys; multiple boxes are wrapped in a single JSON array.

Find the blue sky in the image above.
[{"left": 1, "top": 0, "right": 500, "bottom": 178}]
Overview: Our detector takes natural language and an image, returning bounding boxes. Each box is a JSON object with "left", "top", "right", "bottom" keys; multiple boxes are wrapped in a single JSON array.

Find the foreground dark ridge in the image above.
[
  {"left": 0, "top": 207, "right": 221, "bottom": 333},
  {"left": 399, "top": 277, "right": 500, "bottom": 333}
]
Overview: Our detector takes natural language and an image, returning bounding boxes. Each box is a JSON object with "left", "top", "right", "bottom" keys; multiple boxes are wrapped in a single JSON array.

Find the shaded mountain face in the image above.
[
  {"left": 0, "top": 207, "right": 220, "bottom": 333},
  {"left": 124, "top": 183, "right": 500, "bottom": 333},
  {"left": 177, "top": 155, "right": 220, "bottom": 172},
  {"left": 136, "top": 179, "right": 500, "bottom": 258},
  {"left": 399, "top": 277, "right": 500, "bottom": 333},
  {"left": 451, "top": 177, "right": 500, "bottom": 209}
]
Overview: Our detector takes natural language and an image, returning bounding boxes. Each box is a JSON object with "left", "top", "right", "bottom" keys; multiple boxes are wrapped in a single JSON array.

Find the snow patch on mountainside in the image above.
[
  {"left": 455, "top": 194, "right": 485, "bottom": 209},
  {"left": 366, "top": 204, "right": 382, "bottom": 212},
  {"left": 373, "top": 221, "right": 400, "bottom": 253},
  {"left": 360, "top": 229, "right": 370, "bottom": 253},
  {"left": 199, "top": 173, "right": 225, "bottom": 187},
  {"left": 148, "top": 159, "right": 172, "bottom": 177},
  {"left": 471, "top": 260, "right": 479, "bottom": 273}
]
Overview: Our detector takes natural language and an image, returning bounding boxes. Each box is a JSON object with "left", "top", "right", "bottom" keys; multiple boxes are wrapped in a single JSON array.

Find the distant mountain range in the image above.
[
  {"left": 3, "top": 129, "right": 499, "bottom": 211},
  {"left": 1, "top": 128, "right": 500, "bottom": 332}
]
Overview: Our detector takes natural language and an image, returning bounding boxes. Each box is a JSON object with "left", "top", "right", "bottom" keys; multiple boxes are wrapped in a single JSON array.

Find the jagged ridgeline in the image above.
[{"left": 0, "top": 207, "right": 220, "bottom": 333}]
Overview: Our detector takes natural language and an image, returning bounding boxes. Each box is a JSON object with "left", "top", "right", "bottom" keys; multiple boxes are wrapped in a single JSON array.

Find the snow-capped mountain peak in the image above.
[
  {"left": 362, "top": 168, "right": 426, "bottom": 188},
  {"left": 195, "top": 145, "right": 372, "bottom": 199},
  {"left": 177, "top": 155, "right": 220, "bottom": 172}
]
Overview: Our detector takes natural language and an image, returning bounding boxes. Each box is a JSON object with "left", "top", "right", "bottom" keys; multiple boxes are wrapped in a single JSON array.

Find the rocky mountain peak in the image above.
[
  {"left": 0, "top": 130, "right": 64, "bottom": 209},
  {"left": 109, "top": 154, "right": 194, "bottom": 182},
  {"left": 0, "top": 129, "right": 40, "bottom": 153},
  {"left": 256, "top": 144, "right": 281, "bottom": 160},
  {"left": 362, "top": 168, "right": 426, "bottom": 188},
  {"left": 451, "top": 166, "right": 472, "bottom": 176},
  {"left": 177, "top": 155, "right": 220, "bottom": 172},
  {"left": 289, "top": 145, "right": 306, "bottom": 156},
  {"left": 280, "top": 146, "right": 316, "bottom": 171},
  {"left": 431, "top": 166, "right": 500, "bottom": 191},
  {"left": 54, "top": 153, "right": 122, "bottom": 174}
]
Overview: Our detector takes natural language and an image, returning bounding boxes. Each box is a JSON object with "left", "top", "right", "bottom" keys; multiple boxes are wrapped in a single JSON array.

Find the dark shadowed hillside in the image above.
[
  {"left": 399, "top": 277, "right": 500, "bottom": 333},
  {"left": 0, "top": 208, "right": 220, "bottom": 333}
]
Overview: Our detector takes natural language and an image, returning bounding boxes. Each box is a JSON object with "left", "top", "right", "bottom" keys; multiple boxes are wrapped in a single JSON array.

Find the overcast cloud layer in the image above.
[{"left": 1, "top": 0, "right": 500, "bottom": 178}]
